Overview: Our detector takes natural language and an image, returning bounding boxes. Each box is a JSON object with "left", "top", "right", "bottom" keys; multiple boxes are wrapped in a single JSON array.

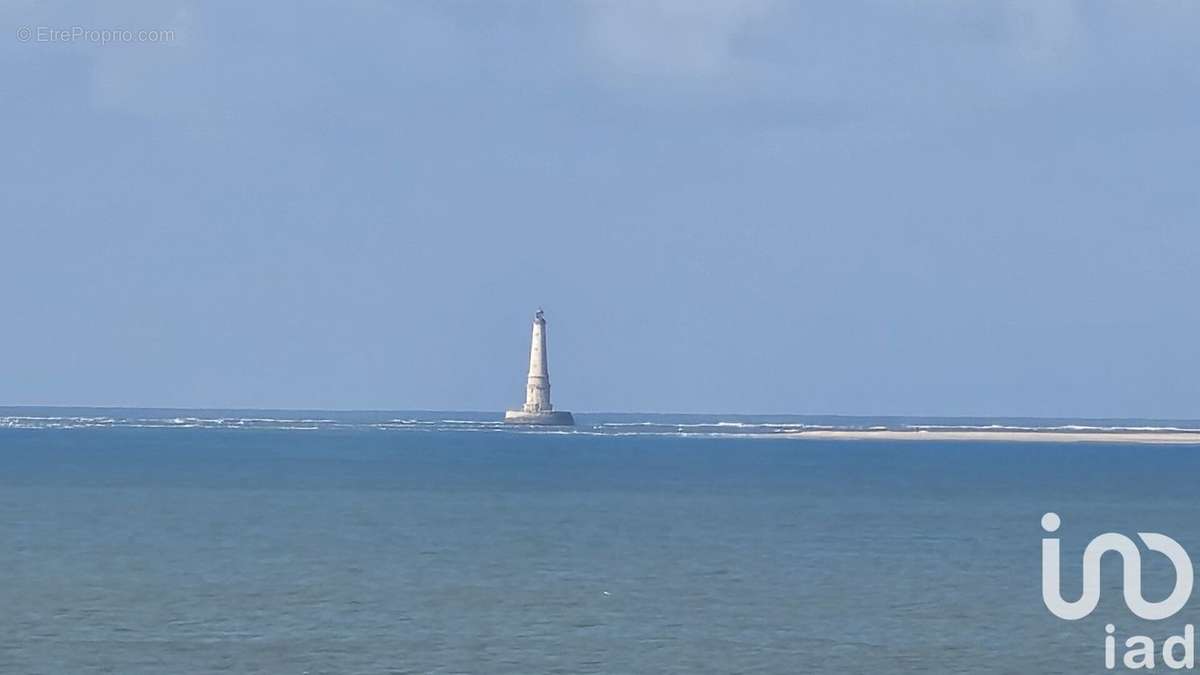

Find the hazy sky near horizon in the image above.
[{"left": 2, "top": 1, "right": 1199, "bottom": 417}]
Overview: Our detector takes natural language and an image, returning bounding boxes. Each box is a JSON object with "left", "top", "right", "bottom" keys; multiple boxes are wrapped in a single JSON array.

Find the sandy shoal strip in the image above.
[{"left": 787, "top": 430, "right": 1200, "bottom": 444}]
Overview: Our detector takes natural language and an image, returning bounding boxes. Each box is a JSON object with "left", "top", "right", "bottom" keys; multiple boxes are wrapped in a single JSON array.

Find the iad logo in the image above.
[
  {"left": 1041, "top": 512, "right": 1197, "bottom": 670},
  {"left": 1042, "top": 512, "right": 1193, "bottom": 620}
]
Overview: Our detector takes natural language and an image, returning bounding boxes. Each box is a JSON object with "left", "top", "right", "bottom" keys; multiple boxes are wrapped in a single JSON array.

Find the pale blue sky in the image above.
[{"left": 2, "top": 2, "right": 1198, "bottom": 417}]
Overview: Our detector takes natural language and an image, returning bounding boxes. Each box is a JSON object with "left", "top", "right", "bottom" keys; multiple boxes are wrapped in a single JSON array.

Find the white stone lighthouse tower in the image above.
[{"left": 504, "top": 309, "right": 574, "bottom": 425}]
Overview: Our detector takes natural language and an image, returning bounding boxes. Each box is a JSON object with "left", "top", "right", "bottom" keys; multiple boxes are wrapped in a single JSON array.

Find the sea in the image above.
[{"left": 4, "top": 407, "right": 1200, "bottom": 674}]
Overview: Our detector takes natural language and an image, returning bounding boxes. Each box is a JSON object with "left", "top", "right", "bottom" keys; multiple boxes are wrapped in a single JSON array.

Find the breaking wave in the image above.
[{"left": 3, "top": 409, "right": 1200, "bottom": 440}]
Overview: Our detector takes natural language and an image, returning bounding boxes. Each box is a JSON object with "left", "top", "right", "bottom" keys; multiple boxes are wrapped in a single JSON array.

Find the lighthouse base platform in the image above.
[{"left": 503, "top": 410, "right": 575, "bottom": 426}]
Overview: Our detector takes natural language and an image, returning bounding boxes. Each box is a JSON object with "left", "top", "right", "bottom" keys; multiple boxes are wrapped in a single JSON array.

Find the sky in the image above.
[{"left": 2, "top": 1, "right": 1198, "bottom": 417}]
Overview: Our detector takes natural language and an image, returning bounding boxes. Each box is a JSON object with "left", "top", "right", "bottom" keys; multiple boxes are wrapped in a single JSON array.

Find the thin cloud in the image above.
[{"left": 582, "top": 0, "right": 777, "bottom": 80}]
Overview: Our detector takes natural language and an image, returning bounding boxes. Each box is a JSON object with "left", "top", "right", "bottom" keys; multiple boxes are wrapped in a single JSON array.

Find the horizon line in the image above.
[{"left": 0, "top": 403, "right": 1197, "bottom": 423}]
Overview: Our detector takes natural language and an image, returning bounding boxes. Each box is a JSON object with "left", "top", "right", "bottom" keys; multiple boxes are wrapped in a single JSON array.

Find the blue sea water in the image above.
[{"left": 3, "top": 407, "right": 1200, "bottom": 674}]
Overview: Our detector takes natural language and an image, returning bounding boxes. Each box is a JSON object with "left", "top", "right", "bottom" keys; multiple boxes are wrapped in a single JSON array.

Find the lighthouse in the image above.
[{"left": 504, "top": 309, "right": 575, "bottom": 425}]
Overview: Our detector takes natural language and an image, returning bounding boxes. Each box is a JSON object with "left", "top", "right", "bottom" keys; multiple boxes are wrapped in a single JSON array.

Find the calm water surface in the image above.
[{"left": 2, "top": 409, "right": 1198, "bottom": 674}]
